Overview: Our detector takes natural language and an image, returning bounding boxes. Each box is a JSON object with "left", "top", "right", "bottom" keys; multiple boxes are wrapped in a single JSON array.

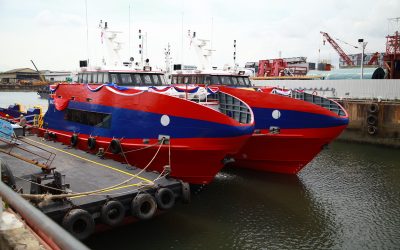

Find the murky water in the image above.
[
  {"left": 1, "top": 92, "right": 399, "bottom": 249},
  {"left": 84, "top": 142, "right": 400, "bottom": 249}
]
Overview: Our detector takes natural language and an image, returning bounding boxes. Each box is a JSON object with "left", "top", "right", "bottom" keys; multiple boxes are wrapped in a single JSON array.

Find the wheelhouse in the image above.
[
  {"left": 77, "top": 71, "right": 167, "bottom": 86},
  {"left": 171, "top": 74, "right": 252, "bottom": 87}
]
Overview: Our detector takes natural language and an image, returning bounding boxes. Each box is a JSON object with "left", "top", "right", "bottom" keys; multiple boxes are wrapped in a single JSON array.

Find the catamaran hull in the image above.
[
  {"left": 231, "top": 125, "right": 347, "bottom": 174},
  {"left": 41, "top": 84, "right": 254, "bottom": 184}
]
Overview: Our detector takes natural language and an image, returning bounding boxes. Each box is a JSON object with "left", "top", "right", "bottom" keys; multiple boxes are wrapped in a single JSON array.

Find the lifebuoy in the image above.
[
  {"left": 155, "top": 188, "right": 175, "bottom": 210},
  {"left": 101, "top": 200, "right": 125, "bottom": 226},
  {"left": 368, "top": 103, "right": 379, "bottom": 113},
  {"left": 1, "top": 159, "right": 16, "bottom": 189},
  {"left": 110, "top": 139, "right": 122, "bottom": 154},
  {"left": 131, "top": 193, "right": 157, "bottom": 220},
  {"left": 71, "top": 134, "right": 78, "bottom": 147},
  {"left": 367, "top": 125, "right": 378, "bottom": 135},
  {"left": 88, "top": 137, "right": 96, "bottom": 150},
  {"left": 367, "top": 114, "right": 378, "bottom": 125},
  {"left": 62, "top": 209, "right": 95, "bottom": 240}
]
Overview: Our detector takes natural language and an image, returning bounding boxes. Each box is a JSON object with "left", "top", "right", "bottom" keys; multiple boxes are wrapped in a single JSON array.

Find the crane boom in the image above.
[{"left": 320, "top": 31, "right": 354, "bottom": 66}]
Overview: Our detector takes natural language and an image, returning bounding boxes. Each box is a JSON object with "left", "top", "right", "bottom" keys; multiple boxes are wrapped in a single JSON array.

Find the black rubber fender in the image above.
[
  {"left": 367, "top": 125, "right": 378, "bottom": 135},
  {"left": 101, "top": 200, "right": 125, "bottom": 226},
  {"left": 367, "top": 114, "right": 378, "bottom": 125},
  {"left": 0, "top": 158, "right": 16, "bottom": 189},
  {"left": 62, "top": 209, "right": 95, "bottom": 240},
  {"left": 155, "top": 188, "right": 175, "bottom": 210},
  {"left": 110, "top": 139, "right": 122, "bottom": 154},
  {"left": 87, "top": 137, "right": 96, "bottom": 150},
  {"left": 131, "top": 193, "right": 157, "bottom": 220},
  {"left": 70, "top": 134, "right": 78, "bottom": 147},
  {"left": 368, "top": 103, "right": 379, "bottom": 113}
]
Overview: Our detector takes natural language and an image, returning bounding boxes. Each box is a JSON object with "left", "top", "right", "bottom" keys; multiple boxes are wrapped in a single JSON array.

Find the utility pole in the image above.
[{"left": 358, "top": 38, "right": 368, "bottom": 79}]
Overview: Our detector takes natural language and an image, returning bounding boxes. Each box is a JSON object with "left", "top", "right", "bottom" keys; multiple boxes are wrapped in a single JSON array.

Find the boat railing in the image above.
[
  {"left": 216, "top": 92, "right": 253, "bottom": 124},
  {"left": 272, "top": 89, "right": 346, "bottom": 116}
]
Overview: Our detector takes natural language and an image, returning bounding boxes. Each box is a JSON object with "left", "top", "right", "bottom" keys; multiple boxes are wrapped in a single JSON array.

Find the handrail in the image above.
[{"left": 0, "top": 181, "right": 90, "bottom": 250}]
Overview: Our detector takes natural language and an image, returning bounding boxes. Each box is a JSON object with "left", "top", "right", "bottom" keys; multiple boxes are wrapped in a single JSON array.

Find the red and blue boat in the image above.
[
  {"left": 40, "top": 70, "right": 254, "bottom": 185},
  {"left": 171, "top": 71, "right": 349, "bottom": 174}
]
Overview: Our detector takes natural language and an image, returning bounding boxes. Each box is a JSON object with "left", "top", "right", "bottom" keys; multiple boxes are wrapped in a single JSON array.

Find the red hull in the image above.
[
  {"left": 38, "top": 129, "right": 250, "bottom": 184},
  {"left": 232, "top": 125, "right": 347, "bottom": 174}
]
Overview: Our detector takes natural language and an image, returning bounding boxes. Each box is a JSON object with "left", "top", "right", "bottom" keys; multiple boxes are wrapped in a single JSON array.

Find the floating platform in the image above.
[{"left": 0, "top": 134, "right": 189, "bottom": 240}]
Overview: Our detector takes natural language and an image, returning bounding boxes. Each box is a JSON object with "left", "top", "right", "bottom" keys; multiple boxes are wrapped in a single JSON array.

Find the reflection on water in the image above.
[
  {"left": 86, "top": 141, "right": 400, "bottom": 250},
  {"left": 2, "top": 93, "right": 398, "bottom": 249}
]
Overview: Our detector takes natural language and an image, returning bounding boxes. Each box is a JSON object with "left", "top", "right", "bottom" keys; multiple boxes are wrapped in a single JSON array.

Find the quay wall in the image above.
[{"left": 336, "top": 100, "right": 400, "bottom": 147}]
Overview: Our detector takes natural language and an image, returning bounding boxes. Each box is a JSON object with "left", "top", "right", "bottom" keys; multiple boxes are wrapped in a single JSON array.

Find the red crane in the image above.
[{"left": 320, "top": 31, "right": 355, "bottom": 66}]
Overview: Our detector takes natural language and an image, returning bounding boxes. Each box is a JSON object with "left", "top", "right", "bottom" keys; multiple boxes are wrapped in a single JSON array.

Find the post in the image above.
[{"left": 358, "top": 38, "right": 367, "bottom": 79}]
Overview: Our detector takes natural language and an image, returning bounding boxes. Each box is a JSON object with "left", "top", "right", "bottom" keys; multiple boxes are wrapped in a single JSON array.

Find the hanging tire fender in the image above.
[
  {"left": 131, "top": 193, "right": 157, "bottom": 220},
  {"left": 368, "top": 103, "right": 379, "bottom": 113},
  {"left": 367, "top": 125, "right": 378, "bottom": 135},
  {"left": 101, "top": 200, "right": 125, "bottom": 226},
  {"left": 88, "top": 137, "right": 96, "bottom": 150},
  {"left": 367, "top": 114, "right": 378, "bottom": 125},
  {"left": 62, "top": 209, "right": 95, "bottom": 240},
  {"left": 110, "top": 139, "right": 122, "bottom": 154},
  {"left": 70, "top": 134, "right": 78, "bottom": 147},
  {"left": 155, "top": 188, "right": 175, "bottom": 210}
]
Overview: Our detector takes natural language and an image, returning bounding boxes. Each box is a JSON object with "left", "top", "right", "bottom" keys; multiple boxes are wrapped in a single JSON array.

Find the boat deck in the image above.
[{"left": 0, "top": 133, "right": 188, "bottom": 237}]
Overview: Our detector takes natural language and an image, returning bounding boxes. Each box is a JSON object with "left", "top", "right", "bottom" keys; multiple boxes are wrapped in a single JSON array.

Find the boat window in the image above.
[
  {"left": 78, "top": 74, "right": 82, "bottom": 83},
  {"left": 205, "top": 76, "right": 211, "bottom": 85},
  {"left": 171, "top": 76, "right": 177, "bottom": 84},
  {"left": 65, "top": 108, "right": 111, "bottom": 129},
  {"left": 197, "top": 76, "right": 204, "bottom": 84},
  {"left": 142, "top": 74, "right": 152, "bottom": 85},
  {"left": 211, "top": 75, "right": 220, "bottom": 84},
  {"left": 103, "top": 73, "right": 109, "bottom": 83},
  {"left": 92, "top": 73, "right": 97, "bottom": 83},
  {"left": 83, "top": 74, "right": 88, "bottom": 84},
  {"left": 231, "top": 76, "right": 238, "bottom": 85},
  {"left": 132, "top": 74, "right": 142, "bottom": 85},
  {"left": 244, "top": 77, "right": 251, "bottom": 86},
  {"left": 110, "top": 74, "right": 119, "bottom": 84},
  {"left": 177, "top": 76, "right": 183, "bottom": 84},
  {"left": 160, "top": 75, "right": 167, "bottom": 85},
  {"left": 237, "top": 77, "right": 245, "bottom": 86},
  {"left": 120, "top": 74, "right": 132, "bottom": 85},
  {"left": 97, "top": 73, "right": 103, "bottom": 84},
  {"left": 183, "top": 76, "right": 189, "bottom": 84},
  {"left": 220, "top": 76, "right": 232, "bottom": 85},
  {"left": 152, "top": 74, "right": 160, "bottom": 85}
]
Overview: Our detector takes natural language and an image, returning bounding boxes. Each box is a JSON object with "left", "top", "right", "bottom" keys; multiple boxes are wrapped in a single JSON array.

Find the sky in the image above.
[{"left": 0, "top": 0, "right": 399, "bottom": 72}]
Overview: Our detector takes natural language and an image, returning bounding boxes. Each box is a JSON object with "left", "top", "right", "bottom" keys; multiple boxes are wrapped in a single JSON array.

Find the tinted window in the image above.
[
  {"left": 132, "top": 74, "right": 142, "bottom": 85},
  {"left": 152, "top": 74, "right": 160, "bottom": 85},
  {"left": 171, "top": 76, "right": 177, "bottom": 84},
  {"left": 78, "top": 74, "right": 82, "bottom": 83},
  {"left": 232, "top": 77, "right": 238, "bottom": 85},
  {"left": 237, "top": 77, "right": 245, "bottom": 86},
  {"left": 92, "top": 73, "right": 97, "bottom": 83},
  {"left": 83, "top": 74, "right": 88, "bottom": 84},
  {"left": 103, "top": 73, "right": 109, "bottom": 83},
  {"left": 110, "top": 74, "right": 119, "bottom": 84},
  {"left": 120, "top": 74, "right": 132, "bottom": 85},
  {"left": 65, "top": 108, "right": 111, "bottom": 129},
  {"left": 142, "top": 74, "right": 152, "bottom": 85},
  {"left": 211, "top": 75, "right": 219, "bottom": 84},
  {"left": 97, "top": 73, "right": 103, "bottom": 84}
]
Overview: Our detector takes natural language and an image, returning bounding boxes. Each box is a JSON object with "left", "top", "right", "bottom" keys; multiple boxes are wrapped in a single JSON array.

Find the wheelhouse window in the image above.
[
  {"left": 83, "top": 74, "right": 88, "bottom": 84},
  {"left": 120, "top": 74, "right": 132, "bottom": 85},
  {"left": 143, "top": 74, "right": 152, "bottom": 85},
  {"left": 92, "top": 73, "right": 97, "bottom": 83},
  {"left": 103, "top": 73, "right": 109, "bottom": 83},
  {"left": 78, "top": 74, "right": 82, "bottom": 83},
  {"left": 65, "top": 108, "right": 111, "bottom": 129},
  {"left": 110, "top": 74, "right": 119, "bottom": 84},
  {"left": 97, "top": 73, "right": 103, "bottom": 84}
]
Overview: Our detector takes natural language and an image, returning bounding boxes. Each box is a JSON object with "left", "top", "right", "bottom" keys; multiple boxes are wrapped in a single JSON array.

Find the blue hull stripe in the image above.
[
  {"left": 252, "top": 107, "right": 349, "bottom": 129},
  {"left": 44, "top": 102, "right": 253, "bottom": 139}
]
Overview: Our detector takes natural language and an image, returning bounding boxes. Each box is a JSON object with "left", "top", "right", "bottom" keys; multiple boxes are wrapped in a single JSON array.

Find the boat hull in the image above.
[
  {"left": 42, "top": 84, "right": 254, "bottom": 184},
  {"left": 216, "top": 86, "right": 349, "bottom": 174}
]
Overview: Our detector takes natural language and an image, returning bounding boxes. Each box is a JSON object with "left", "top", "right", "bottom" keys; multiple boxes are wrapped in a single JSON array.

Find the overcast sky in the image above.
[{"left": 0, "top": 0, "right": 399, "bottom": 71}]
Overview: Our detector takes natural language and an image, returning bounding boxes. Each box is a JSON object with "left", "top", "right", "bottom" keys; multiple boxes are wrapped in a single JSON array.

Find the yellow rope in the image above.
[{"left": 24, "top": 137, "right": 151, "bottom": 183}]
